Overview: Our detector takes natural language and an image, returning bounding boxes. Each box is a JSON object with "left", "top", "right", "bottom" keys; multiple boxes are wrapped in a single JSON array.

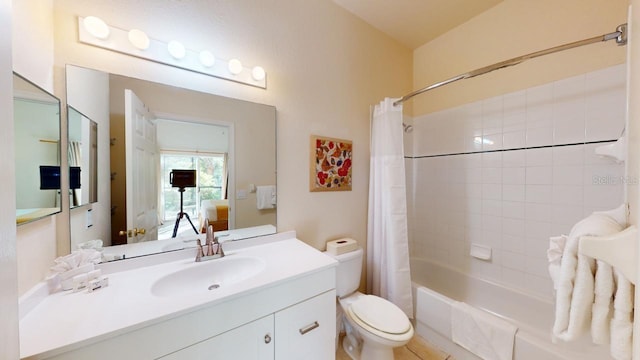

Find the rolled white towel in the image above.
[
  {"left": 552, "top": 213, "right": 623, "bottom": 342},
  {"left": 548, "top": 235, "right": 567, "bottom": 291},
  {"left": 610, "top": 269, "right": 634, "bottom": 360},
  {"left": 591, "top": 260, "right": 614, "bottom": 344}
]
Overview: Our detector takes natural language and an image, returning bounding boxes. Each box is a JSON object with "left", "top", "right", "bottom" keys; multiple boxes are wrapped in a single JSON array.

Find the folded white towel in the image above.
[
  {"left": 591, "top": 260, "right": 614, "bottom": 344},
  {"left": 451, "top": 301, "right": 518, "bottom": 360},
  {"left": 610, "top": 269, "right": 634, "bottom": 360},
  {"left": 548, "top": 235, "right": 567, "bottom": 291},
  {"left": 48, "top": 249, "right": 102, "bottom": 275},
  {"left": 256, "top": 185, "right": 276, "bottom": 210},
  {"left": 552, "top": 213, "right": 623, "bottom": 342}
]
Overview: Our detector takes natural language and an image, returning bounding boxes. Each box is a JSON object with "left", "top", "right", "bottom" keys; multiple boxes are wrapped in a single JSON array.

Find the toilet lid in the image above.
[{"left": 350, "top": 295, "right": 411, "bottom": 335}]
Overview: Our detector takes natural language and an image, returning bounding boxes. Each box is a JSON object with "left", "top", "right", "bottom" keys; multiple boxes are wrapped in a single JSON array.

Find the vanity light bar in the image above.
[{"left": 77, "top": 16, "right": 267, "bottom": 89}]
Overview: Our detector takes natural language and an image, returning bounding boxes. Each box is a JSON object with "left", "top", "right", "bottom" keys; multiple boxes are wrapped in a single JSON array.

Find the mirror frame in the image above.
[
  {"left": 67, "top": 105, "right": 98, "bottom": 208},
  {"left": 65, "top": 65, "right": 277, "bottom": 261},
  {"left": 14, "top": 72, "right": 62, "bottom": 226}
]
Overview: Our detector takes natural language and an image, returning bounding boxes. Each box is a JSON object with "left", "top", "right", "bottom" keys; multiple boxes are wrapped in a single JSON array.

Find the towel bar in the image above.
[{"left": 579, "top": 225, "right": 638, "bottom": 285}]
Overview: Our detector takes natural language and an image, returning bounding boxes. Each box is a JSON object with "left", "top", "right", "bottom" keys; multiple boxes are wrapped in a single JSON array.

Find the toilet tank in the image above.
[{"left": 324, "top": 247, "right": 363, "bottom": 298}]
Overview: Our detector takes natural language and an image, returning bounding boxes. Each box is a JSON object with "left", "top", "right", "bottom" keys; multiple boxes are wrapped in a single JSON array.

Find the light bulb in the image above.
[
  {"left": 128, "top": 29, "right": 150, "bottom": 50},
  {"left": 228, "top": 59, "right": 243, "bottom": 75},
  {"left": 83, "top": 16, "right": 110, "bottom": 40},
  {"left": 199, "top": 50, "right": 216, "bottom": 67},
  {"left": 251, "top": 66, "right": 265, "bottom": 81},
  {"left": 167, "top": 40, "right": 186, "bottom": 59}
]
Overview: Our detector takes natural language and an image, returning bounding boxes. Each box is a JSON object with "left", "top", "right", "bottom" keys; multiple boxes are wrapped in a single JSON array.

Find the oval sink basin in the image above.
[{"left": 151, "top": 256, "right": 266, "bottom": 298}]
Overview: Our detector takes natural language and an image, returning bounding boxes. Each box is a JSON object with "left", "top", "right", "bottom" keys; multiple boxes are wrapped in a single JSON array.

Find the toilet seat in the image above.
[{"left": 346, "top": 295, "right": 412, "bottom": 342}]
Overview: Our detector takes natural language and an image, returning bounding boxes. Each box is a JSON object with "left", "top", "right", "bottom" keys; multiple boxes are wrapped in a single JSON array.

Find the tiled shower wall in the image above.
[{"left": 406, "top": 64, "right": 626, "bottom": 301}]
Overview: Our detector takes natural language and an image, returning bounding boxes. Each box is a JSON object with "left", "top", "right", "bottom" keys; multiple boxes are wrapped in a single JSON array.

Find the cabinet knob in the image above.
[{"left": 264, "top": 333, "right": 272, "bottom": 344}]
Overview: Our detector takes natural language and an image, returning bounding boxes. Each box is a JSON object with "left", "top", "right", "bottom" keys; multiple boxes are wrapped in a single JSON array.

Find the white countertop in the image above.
[{"left": 20, "top": 234, "right": 336, "bottom": 359}]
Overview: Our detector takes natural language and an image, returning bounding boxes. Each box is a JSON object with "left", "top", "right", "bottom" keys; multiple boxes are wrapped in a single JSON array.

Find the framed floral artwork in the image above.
[{"left": 310, "top": 135, "right": 352, "bottom": 192}]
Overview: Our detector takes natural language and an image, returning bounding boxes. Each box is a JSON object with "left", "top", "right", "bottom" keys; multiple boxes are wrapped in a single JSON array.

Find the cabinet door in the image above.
[
  {"left": 275, "top": 290, "right": 336, "bottom": 360},
  {"left": 158, "top": 315, "right": 274, "bottom": 360}
]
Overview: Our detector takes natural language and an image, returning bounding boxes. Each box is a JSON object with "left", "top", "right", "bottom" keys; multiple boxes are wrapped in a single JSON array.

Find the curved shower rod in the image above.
[{"left": 394, "top": 23, "right": 628, "bottom": 107}]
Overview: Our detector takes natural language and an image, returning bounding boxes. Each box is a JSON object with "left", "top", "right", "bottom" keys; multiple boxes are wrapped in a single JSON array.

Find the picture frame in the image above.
[{"left": 310, "top": 135, "right": 352, "bottom": 192}]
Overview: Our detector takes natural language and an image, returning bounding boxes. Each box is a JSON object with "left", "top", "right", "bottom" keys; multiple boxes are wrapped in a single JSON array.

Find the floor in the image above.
[{"left": 335, "top": 334, "right": 453, "bottom": 360}]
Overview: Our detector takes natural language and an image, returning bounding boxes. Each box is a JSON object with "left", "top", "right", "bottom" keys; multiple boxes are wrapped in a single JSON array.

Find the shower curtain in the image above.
[{"left": 367, "top": 97, "right": 413, "bottom": 317}]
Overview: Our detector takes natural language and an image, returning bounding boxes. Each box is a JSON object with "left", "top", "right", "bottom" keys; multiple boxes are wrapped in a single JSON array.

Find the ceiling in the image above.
[{"left": 333, "top": 0, "right": 504, "bottom": 49}]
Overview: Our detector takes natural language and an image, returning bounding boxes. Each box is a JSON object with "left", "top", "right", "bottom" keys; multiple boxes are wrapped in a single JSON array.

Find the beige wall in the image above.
[
  {"left": 6, "top": 0, "right": 416, "bottom": 294},
  {"left": 66, "top": 65, "right": 111, "bottom": 251},
  {"left": 1, "top": 0, "right": 19, "bottom": 357},
  {"left": 412, "top": 0, "right": 628, "bottom": 116},
  {"left": 13, "top": 0, "right": 61, "bottom": 296},
  {"left": 51, "top": 0, "right": 412, "bottom": 255}
]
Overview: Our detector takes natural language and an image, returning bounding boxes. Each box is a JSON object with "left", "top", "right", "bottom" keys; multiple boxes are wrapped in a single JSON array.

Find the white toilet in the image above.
[{"left": 325, "top": 247, "right": 414, "bottom": 360}]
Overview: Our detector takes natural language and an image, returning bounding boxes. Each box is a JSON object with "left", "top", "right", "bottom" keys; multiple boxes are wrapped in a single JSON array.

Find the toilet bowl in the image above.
[
  {"left": 324, "top": 245, "right": 414, "bottom": 360},
  {"left": 340, "top": 292, "right": 414, "bottom": 359}
]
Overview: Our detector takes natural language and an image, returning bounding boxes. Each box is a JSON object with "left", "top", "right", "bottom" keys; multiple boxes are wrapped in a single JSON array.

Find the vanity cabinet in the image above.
[
  {"left": 157, "top": 290, "right": 335, "bottom": 360},
  {"left": 30, "top": 251, "right": 337, "bottom": 360},
  {"left": 159, "top": 315, "right": 275, "bottom": 360},
  {"left": 20, "top": 238, "right": 338, "bottom": 360},
  {"left": 275, "top": 290, "right": 335, "bottom": 360}
]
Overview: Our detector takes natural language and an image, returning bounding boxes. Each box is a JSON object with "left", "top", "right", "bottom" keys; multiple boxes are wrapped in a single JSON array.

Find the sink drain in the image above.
[{"left": 208, "top": 284, "right": 220, "bottom": 290}]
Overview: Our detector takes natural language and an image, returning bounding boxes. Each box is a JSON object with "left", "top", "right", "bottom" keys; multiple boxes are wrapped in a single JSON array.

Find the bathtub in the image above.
[{"left": 410, "top": 258, "right": 613, "bottom": 360}]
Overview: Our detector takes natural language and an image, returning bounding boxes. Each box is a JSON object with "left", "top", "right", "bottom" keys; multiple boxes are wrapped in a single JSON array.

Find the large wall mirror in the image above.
[
  {"left": 14, "top": 72, "right": 62, "bottom": 225},
  {"left": 66, "top": 65, "right": 277, "bottom": 261}
]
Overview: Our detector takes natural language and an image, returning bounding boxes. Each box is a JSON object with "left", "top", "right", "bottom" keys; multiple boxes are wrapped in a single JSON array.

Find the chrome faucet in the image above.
[{"left": 195, "top": 225, "right": 224, "bottom": 262}]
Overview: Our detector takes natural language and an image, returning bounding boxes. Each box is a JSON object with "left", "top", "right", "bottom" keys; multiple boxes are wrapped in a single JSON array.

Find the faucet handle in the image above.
[
  {"left": 195, "top": 239, "right": 205, "bottom": 262},
  {"left": 217, "top": 242, "right": 225, "bottom": 257},
  {"left": 206, "top": 225, "right": 215, "bottom": 245}
]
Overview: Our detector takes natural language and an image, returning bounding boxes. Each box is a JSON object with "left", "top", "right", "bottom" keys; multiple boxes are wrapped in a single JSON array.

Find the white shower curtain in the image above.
[{"left": 367, "top": 97, "right": 413, "bottom": 317}]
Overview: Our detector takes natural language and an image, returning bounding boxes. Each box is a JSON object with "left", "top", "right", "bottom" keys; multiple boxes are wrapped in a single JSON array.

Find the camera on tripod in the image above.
[
  {"left": 169, "top": 169, "right": 196, "bottom": 189},
  {"left": 169, "top": 169, "right": 199, "bottom": 238}
]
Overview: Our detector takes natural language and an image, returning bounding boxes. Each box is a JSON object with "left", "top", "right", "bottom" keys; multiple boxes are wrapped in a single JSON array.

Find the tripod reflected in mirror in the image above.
[{"left": 169, "top": 169, "right": 199, "bottom": 238}]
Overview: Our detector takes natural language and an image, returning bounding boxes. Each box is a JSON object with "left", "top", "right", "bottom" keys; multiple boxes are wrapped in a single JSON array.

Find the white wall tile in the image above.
[
  {"left": 409, "top": 66, "right": 625, "bottom": 300},
  {"left": 502, "top": 250, "right": 526, "bottom": 271},
  {"left": 482, "top": 97, "right": 503, "bottom": 135},
  {"left": 502, "top": 201, "right": 525, "bottom": 219},
  {"left": 502, "top": 268, "right": 526, "bottom": 288},
  {"left": 526, "top": 127, "right": 553, "bottom": 147},
  {"left": 526, "top": 83, "right": 553, "bottom": 129},
  {"left": 482, "top": 184, "right": 502, "bottom": 200},
  {"left": 552, "top": 185, "right": 583, "bottom": 205},
  {"left": 503, "top": 167, "right": 525, "bottom": 184},
  {"left": 525, "top": 185, "right": 552, "bottom": 203},
  {"left": 503, "top": 185, "right": 525, "bottom": 202},
  {"left": 482, "top": 167, "right": 502, "bottom": 184},
  {"left": 526, "top": 148, "right": 552, "bottom": 166},
  {"left": 553, "top": 146, "right": 584, "bottom": 166},
  {"left": 502, "top": 234, "right": 525, "bottom": 254},
  {"left": 526, "top": 166, "right": 553, "bottom": 185},
  {"left": 502, "top": 150, "right": 526, "bottom": 167},
  {"left": 503, "top": 131, "right": 526, "bottom": 149},
  {"left": 482, "top": 152, "right": 502, "bottom": 167},
  {"left": 482, "top": 199, "right": 502, "bottom": 217},
  {"left": 553, "top": 166, "right": 583, "bottom": 185}
]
